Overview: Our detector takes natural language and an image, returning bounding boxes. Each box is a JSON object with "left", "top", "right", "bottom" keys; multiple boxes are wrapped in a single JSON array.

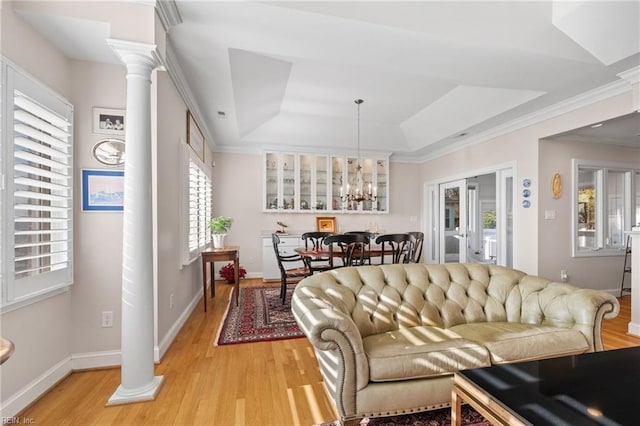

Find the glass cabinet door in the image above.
[
  {"left": 331, "top": 156, "right": 344, "bottom": 211},
  {"left": 282, "top": 153, "right": 296, "bottom": 210},
  {"left": 315, "top": 155, "right": 328, "bottom": 211},
  {"left": 299, "top": 154, "right": 312, "bottom": 210},
  {"left": 264, "top": 151, "right": 388, "bottom": 213},
  {"left": 346, "top": 157, "right": 359, "bottom": 211},
  {"left": 376, "top": 159, "right": 388, "bottom": 212},
  {"left": 265, "top": 153, "right": 279, "bottom": 210},
  {"left": 361, "top": 158, "right": 374, "bottom": 211}
]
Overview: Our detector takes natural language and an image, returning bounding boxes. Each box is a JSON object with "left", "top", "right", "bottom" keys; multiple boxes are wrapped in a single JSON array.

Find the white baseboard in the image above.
[
  {"left": 0, "top": 357, "right": 72, "bottom": 418},
  {"left": 1, "top": 281, "right": 233, "bottom": 417},
  {"left": 71, "top": 350, "right": 121, "bottom": 370},
  {"left": 157, "top": 289, "right": 202, "bottom": 361}
]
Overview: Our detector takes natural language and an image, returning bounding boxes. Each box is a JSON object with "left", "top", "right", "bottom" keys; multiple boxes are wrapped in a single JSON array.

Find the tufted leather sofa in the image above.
[{"left": 291, "top": 263, "right": 619, "bottom": 423}]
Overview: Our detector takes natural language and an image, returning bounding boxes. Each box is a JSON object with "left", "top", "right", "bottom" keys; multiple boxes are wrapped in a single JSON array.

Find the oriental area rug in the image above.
[
  {"left": 317, "top": 405, "right": 489, "bottom": 426},
  {"left": 215, "top": 285, "right": 305, "bottom": 345}
]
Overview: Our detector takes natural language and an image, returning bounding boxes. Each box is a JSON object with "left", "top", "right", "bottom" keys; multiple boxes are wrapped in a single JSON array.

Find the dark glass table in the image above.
[{"left": 452, "top": 346, "right": 640, "bottom": 426}]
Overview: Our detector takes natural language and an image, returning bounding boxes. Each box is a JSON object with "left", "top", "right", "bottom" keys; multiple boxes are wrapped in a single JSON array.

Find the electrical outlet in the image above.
[
  {"left": 169, "top": 294, "right": 174, "bottom": 309},
  {"left": 102, "top": 311, "right": 113, "bottom": 328}
]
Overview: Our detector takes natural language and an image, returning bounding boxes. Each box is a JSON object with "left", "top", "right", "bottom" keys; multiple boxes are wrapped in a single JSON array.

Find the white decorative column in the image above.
[
  {"left": 626, "top": 227, "right": 640, "bottom": 337},
  {"left": 106, "top": 39, "right": 164, "bottom": 405}
]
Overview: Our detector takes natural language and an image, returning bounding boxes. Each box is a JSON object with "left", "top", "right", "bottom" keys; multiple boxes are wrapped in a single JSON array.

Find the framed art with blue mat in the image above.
[{"left": 81, "top": 169, "right": 124, "bottom": 211}]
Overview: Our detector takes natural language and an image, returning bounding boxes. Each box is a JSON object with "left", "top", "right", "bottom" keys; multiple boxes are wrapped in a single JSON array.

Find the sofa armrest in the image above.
[
  {"left": 291, "top": 288, "right": 370, "bottom": 418},
  {"left": 526, "top": 282, "right": 620, "bottom": 352}
]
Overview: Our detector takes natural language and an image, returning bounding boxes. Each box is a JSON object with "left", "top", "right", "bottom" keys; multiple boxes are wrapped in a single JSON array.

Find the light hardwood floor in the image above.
[{"left": 17, "top": 279, "right": 640, "bottom": 425}]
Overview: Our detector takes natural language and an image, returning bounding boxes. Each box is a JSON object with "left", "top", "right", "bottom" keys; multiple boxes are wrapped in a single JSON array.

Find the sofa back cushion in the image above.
[{"left": 322, "top": 263, "right": 528, "bottom": 338}]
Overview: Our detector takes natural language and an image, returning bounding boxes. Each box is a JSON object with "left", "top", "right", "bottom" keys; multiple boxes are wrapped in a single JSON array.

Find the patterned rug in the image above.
[
  {"left": 215, "top": 285, "right": 304, "bottom": 345},
  {"left": 317, "top": 405, "right": 489, "bottom": 426}
]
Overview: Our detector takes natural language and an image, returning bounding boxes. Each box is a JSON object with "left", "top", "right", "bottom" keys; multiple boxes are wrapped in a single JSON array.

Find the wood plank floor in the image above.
[{"left": 17, "top": 279, "right": 640, "bottom": 425}]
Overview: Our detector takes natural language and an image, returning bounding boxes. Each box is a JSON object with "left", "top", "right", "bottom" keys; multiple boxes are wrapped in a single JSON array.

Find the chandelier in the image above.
[{"left": 340, "top": 99, "right": 377, "bottom": 205}]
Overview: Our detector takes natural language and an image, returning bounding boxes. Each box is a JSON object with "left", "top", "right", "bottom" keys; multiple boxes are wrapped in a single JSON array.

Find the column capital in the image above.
[{"left": 107, "top": 39, "right": 166, "bottom": 72}]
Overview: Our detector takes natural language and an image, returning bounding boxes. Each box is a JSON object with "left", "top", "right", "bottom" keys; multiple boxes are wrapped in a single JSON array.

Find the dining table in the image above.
[{"left": 294, "top": 244, "right": 389, "bottom": 266}]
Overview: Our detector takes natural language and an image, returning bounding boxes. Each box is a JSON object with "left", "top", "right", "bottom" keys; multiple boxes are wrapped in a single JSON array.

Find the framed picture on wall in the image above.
[
  {"left": 316, "top": 216, "right": 337, "bottom": 233},
  {"left": 187, "top": 110, "right": 205, "bottom": 162},
  {"left": 93, "top": 107, "right": 125, "bottom": 136},
  {"left": 81, "top": 169, "right": 125, "bottom": 211}
]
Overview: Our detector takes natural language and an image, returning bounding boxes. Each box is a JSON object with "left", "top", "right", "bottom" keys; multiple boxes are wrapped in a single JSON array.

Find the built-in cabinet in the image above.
[
  {"left": 262, "top": 235, "right": 304, "bottom": 281},
  {"left": 264, "top": 151, "right": 389, "bottom": 213}
]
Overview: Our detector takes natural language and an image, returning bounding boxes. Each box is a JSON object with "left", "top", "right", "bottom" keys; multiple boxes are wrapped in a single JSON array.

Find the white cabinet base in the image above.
[{"left": 262, "top": 235, "right": 303, "bottom": 281}]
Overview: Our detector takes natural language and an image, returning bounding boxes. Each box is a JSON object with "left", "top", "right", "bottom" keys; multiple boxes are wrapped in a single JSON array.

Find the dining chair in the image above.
[
  {"left": 301, "top": 231, "right": 334, "bottom": 273},
  {"left": 323, "top": 233, "right": 369, "bottom": 268},
  {"left": 344, "top": 231, "right": 376, "bottom": 265},
  {"left": 375, "top": 233, "right": 413, "bottom": 264},
  {"left": 407, "top": 231, "right": 424, "bottom": 263},
  {"left": 272, "top": 234, "right": 311, "bottom": 304}
]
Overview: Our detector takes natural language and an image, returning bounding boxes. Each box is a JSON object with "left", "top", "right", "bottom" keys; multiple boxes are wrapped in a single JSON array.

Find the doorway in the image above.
[{"left": 426, "top": 168, "right": 513, "bottom": 267}]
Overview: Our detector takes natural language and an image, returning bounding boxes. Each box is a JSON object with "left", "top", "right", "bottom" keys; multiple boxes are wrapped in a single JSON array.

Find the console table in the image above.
[{"left": 201, "top": 246, "right": 240, "bottom": 311}]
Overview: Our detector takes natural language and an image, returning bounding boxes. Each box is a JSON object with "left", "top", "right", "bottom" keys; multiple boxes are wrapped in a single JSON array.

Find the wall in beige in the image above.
[
  {"left": 419, "top": 90, "right": 636, "bottom": 283},
  {"left": 155, "top": 70, "right": 213, "bottom": 345},
  {"left": 0, "top": 0, "right": 73, "bottom": 412},
  {"left": 69, "top": 60, "right": 126, "bottom": 356},
  {"left": 538, "top": 138, "right": 640, "bottom": 291}
]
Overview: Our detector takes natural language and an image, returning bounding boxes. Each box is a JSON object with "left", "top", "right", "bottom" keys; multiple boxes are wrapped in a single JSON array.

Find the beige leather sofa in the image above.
[{"left": 291, "top": 263, "right": 619, "bottom": 423}]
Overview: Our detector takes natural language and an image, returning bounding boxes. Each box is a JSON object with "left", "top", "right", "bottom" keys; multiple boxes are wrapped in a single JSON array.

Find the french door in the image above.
[
  {"left": 428, "top": 167, "right": 514, "bottom": 267},
  {"left": 440, "top": 180, "right": 468, "bottom": 263}
]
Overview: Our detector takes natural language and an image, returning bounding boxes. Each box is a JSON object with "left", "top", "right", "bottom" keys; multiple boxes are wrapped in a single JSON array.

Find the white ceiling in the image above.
[{"left": 15, "top": 1, "right": 640, "bottom": 160}]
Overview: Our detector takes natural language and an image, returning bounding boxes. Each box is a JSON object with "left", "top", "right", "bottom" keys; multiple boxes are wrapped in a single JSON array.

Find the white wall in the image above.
[
  {"left": 538, "top": 138, "right": 640, "bottom": 291},
  {"left": 211, "top": 153, "right": 422, "bottom": 276}
]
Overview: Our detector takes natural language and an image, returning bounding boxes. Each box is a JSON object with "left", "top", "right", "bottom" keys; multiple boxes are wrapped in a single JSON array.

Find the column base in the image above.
[
  {"left": 107, "top": 375, "right": 165, "bottom": 406},
  {"left": 628, "top": 322, "right": 640, "bottom": 337}
]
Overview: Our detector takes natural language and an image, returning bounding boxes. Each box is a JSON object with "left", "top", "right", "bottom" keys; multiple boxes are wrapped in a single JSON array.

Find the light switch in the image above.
[{"left": 544, "top": 210, "right": 556, "bottom": 220}]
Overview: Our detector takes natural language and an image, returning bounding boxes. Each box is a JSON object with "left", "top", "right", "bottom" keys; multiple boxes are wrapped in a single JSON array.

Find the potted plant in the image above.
[
  {"left": 209, "top": 216, "right": 233, "bottom": 248},
  {"left": 219, "top": 262, "right": 247, "bottom": 283}
]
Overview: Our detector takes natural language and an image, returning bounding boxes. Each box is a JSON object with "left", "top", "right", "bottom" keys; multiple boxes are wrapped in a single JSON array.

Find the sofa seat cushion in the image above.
[
  {"left": 362, "top": 326, "right": 491, "bottom": 382},
  {"left": 449, "top": 322, "right": 589, "bottom": 364}
]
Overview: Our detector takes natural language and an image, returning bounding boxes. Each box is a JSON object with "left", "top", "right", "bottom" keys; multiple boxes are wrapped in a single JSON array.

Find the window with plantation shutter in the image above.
[
  {"left": 188, "top": 157, "right": 212, "bottom": 256},
  {"left": 1, "top": 60, "right": 74, "bottom": 309}
]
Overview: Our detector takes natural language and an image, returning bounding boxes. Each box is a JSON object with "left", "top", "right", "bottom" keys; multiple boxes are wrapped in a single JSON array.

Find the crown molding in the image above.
[
  {"left": 414, "top": 78, "right": 633, "bottom": 163},
  {"left": 165, "top": 43, "right": 215, "bottom": 148},
  {"left": 156, "top": 0, "right": 182, "bottom": 32},
  {"left": 618, "top": 66, "right": 640, "bottom": 85}
]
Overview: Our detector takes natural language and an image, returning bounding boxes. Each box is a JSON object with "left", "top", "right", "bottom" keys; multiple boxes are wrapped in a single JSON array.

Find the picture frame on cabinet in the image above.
[
  {"left": 316, "top": 216, "right": 336, "bottom": 233},
  {"left": 187, "top": 110, "right": 205, "bottom": 162},
  {"left": 93, "top": 107, "right": 125, "bottom": 136}
]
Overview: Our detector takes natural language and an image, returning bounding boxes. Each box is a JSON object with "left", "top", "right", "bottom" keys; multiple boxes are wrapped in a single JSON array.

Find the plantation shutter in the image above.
[
  {"left": 5, "top": 65, "right": 74, "bottom": 304},
  {"left": 188, "top": 158, "right": 212, "bottom": 254}
]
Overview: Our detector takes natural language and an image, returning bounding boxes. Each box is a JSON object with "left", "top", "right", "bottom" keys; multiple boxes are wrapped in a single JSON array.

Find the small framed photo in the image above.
[
  {"left": 82, "top": 169, "right": 125, "bottom": 211},
  {"left": 316, "top": 216, "right": 337, "bottom": 233},
  {"left": 187, "top": 110, "right": 205, "bottom": 162},
  {"left": 93, "top": 107, "right": 125, "bottom": 136}
]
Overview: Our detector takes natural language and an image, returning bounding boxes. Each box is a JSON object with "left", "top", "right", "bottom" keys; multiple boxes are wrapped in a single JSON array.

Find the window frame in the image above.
[
  {"left": 572, "top": 158, "right": 639, "bottom": 257},
  {"left": 1, "top": 58, "right": 74, "bottom": 312}
]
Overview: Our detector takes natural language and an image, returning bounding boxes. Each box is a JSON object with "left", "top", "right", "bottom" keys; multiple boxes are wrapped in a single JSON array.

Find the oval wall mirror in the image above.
[{"left": 93, "top": 138, "right": 125, "bottom": 166}]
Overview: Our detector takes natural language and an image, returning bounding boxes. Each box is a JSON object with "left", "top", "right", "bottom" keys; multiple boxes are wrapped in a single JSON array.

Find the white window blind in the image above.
[
  {"left": 188, "top": 158, "right": 212, "bottom": 256},
  {"left": 2, "top": 61, "right": 74, "bottom": 308}
]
